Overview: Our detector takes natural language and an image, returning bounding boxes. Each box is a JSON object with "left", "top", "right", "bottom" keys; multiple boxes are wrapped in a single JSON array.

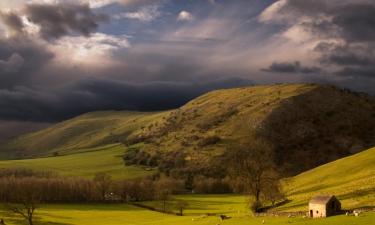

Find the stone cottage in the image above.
[{"left": 309, "top": 195, "right": 341, "bottom": 218}]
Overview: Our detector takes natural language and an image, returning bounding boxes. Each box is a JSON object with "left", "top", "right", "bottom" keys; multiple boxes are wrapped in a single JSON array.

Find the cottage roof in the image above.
[{"left": 309, "top": 195, "right": 335, "bottom": 205}]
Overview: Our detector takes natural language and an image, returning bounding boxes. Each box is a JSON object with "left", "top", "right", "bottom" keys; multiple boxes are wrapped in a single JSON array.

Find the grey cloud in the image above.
[
  {"left": 331, "top": 4, "right": 375, "bottom": 43},
  {"left": 335, "top": 67, "right": 375, "bottom": 78},
  {"left": 25, "top": 3, "right": 109, "bottom": 40},
  {"left": 0, "top": 37, "right": 54, "bottom": 88},
  {"left": 269, "top": 0, "right": 375, "bottom": 80},
  {"left": 316, "top": 43, "right": 374, "bottom": 66},
  {"left": 120, "top": 0, "right": 163, "bottom": 8},
  {"left": 262, "top": 61, "right": 321, "bottom": 74},
  {"left": 0, "top": 53, "right": 24, "bottom": 73},
  {"left": 282, "top": 1, "right": 375, "bottom": 43},
  {"left": 0, "top": 11, "right": 24, "bottom": 35}
]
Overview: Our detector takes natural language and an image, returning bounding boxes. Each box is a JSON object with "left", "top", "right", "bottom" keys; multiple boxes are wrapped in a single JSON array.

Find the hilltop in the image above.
[{"left": 1, "top": 84, "right": 375, "bottom": 176}]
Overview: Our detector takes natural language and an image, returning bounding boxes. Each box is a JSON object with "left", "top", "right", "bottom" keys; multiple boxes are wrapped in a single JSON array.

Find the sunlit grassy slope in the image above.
[
  {"left": 2, "top": 84, "right": 375, "bottom": 177},
  {"left": 278, "top": 147, "right": 375, "bottom": 211},
  {"left": 0, "top": 195, "right": 374, "bottom": 225},
  {"left": 0, "top": 111, "right": 167, "bottom": 159},
  {"left": 0, "top": 144, "right": 152, "bottom": 179},
  {"left": 132, "top": 83, "right": 375, "bottom": 174}
]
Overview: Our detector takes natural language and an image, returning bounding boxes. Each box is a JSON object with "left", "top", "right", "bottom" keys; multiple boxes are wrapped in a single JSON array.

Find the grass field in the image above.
[
  {"left": 0, "top": 144, "right": 153, "bottom": 179},
  {"left": 0, "top": 195, "right": 374, "bottom": 225},
  {"left": 279, "top": 147, "right": 375, "bottom": 211}
]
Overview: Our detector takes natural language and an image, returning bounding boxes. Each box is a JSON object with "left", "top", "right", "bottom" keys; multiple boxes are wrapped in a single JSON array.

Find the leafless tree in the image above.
[
  {"left": 94, "top": 172, "right": 112, "bottom": 201},
  {"left": 5, "top": 180, "right": 41, "bottom": 225},
  {"left": 175, "top": 200, "right": 189, "bottom": 216},
  {"left": 6, "top": 202, "right": 37, "bottom": 225},
  {"left": 154, "top": 178, "right": 183, "bottom": 212},
  {"left": 227, "top": 139, "right": 282, "bottom": 212},
  {"left": 261, "top": 180, "right": 285, "bottom": 206}
]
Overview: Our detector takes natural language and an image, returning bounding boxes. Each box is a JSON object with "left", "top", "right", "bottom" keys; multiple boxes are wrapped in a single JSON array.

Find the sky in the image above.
[{"left": 0, "top": 0, "right": 375, "bottom": 139}]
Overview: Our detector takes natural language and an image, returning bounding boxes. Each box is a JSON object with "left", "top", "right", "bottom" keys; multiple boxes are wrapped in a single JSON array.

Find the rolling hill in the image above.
[
  {"left": 1, "top": 83, "right": 375, "bottom": 176},
  {"left": 279, "top": 146, "right": 375, "bottom": 211},
  {"left": 0, "top": 111, "right": 167, "bottom": 159},
  {"left": 0, "top": 144, "right": 153, "bottom": 179},
  {"left": 129, "top": 83, "right": 375, "bottom": 175}
]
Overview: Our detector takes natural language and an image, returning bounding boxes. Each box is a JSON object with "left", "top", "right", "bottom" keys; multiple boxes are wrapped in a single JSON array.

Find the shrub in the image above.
[
  {"left": 193, "top": 176, "right": 232, "bottom": 194},
  {"left": 198, "top": 136, "right": 221, "bottom": 147}
]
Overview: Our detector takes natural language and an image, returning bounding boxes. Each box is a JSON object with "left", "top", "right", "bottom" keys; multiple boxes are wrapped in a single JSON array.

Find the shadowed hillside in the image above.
[
  {"left": 1, "top": 84, "right": 375, "bottom": 176},
  {"left": 127, "top": 84, "right": 375, "bottom": 175}
]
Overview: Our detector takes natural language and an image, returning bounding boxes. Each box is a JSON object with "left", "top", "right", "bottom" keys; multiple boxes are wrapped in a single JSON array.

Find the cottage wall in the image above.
[
  {"left": 309, "top": 197, "right": 341, "bottom": 218},
  {"left": 326, "top": 198, "right": 341, "bottom": 216},
  {"left": 309, "top": 203, "right": 327, "bottom": 218}
]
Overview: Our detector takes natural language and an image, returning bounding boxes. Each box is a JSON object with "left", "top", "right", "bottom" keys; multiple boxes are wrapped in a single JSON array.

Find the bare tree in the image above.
[
  {"left": 94, "top": 172, "right": 112, "bottom": 201},
  {"left": 175, "top": 200, "right": 189, "bottom": 216},
  {"left": 6, "top": 202, "right": 37, "bottom": 225},
  {"left": 154, "top": 178, "right": 183, "bottom": 212},
  {"left": 5, "top": 180, "right": 41, "bottom": 225},
  {"left": 261, "top": 180, "right": 285, "bottom": 206},
  {"left": 227, "top": 139, "right": 281, "bottom": 212}
]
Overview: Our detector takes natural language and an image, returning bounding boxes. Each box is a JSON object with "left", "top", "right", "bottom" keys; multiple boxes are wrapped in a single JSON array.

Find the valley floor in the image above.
[{"left": 0, "top": 195, "right": 374, "bottom": 225}]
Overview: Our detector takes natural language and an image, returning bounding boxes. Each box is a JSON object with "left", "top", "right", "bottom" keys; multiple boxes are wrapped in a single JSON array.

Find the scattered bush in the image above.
[
  {"left": 198, "top": 136, "right": 221, "bottom": 147},
  {"left": 193, "top": 176, "right": 232, "bottom": 194}
]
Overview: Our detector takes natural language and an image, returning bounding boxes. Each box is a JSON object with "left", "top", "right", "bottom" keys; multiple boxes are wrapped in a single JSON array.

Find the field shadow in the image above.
[
  {"left": 42, "top": 203, "right": 145, "bottom": 212},
  {"left": 0, "top": 217, "right": 73, "bottom": 225}
]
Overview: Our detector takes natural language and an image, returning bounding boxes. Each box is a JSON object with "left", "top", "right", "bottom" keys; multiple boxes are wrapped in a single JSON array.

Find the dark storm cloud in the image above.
[
  {"left": 331, "top": 4, "right": 375, "bottom": 43},
  {"left": 120, "top": 0, "right": 164, "bottom": 8},
  {"left": 297, "top": 3, "right": 375, "bottom": 43},
  {"left": 267, "top": 0, "right": 375, "bottom": 80},
  {"left": 0, "top": 37, "right": 54, "bottom": 88},
  {"left": 315, "top": 43, "right": 375, "bottom": 67},
  {"left": 0, "top": 11, "right": 24, "bottom": 35},
  {"left": 0, "top": 78, "right": 252, "bottom": 122},
  {"left": 287, "top": 1, "right": 375, "bottom": 42},
  {"left": 262, "top": 61, "right": 321, "bottom": 74},
  {"left": 25, "top": 3, "right": 109, "bottom": 40},
  {"left": 335, "top": 67, "right": 375, "bottom": 78}
]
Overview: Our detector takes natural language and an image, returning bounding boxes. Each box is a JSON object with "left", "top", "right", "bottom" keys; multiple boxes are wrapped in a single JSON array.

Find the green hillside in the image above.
[
  {"left": 0, "top": 111, "right": 167, "bottom": 159},
  {"left": 130, "top": 84, "right": 375, "bottom": 175},
  {"left": 1, "top": 84, "right": 375, "bottom": 176},
  {"left": 278, "top": 147, "right": 375, "bottom": 211},
  {"left": 0, "top": 144, "right": 153, "bottom": 179}
]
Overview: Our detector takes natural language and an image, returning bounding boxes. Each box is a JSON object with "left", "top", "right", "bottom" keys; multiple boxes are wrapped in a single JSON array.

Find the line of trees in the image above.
[
  {"left": 0, "top": 168, "right": 186, "bottom": 225},
  {"left": 0, "top": 169, "right": 187, "bottom": 204},
  {"left": 0, "top": 138, "right": 286, "bottom": 224}
]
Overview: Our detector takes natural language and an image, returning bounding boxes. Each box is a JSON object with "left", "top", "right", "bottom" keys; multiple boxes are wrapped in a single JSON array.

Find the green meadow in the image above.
[
  {"left": 0, "top": 195, "right": 373, "bottom": 225},
  {"left": 0, "top": 144, "right": 152, "bottom": 179},
  {"left": 0, "top": 135, "right": 374, "bottom": 224}
]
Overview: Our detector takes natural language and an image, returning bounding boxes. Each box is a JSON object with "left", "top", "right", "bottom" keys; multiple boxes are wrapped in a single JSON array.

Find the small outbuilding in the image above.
[{"left": 309, "top": 195, "right": 341, "bottom": 218}]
